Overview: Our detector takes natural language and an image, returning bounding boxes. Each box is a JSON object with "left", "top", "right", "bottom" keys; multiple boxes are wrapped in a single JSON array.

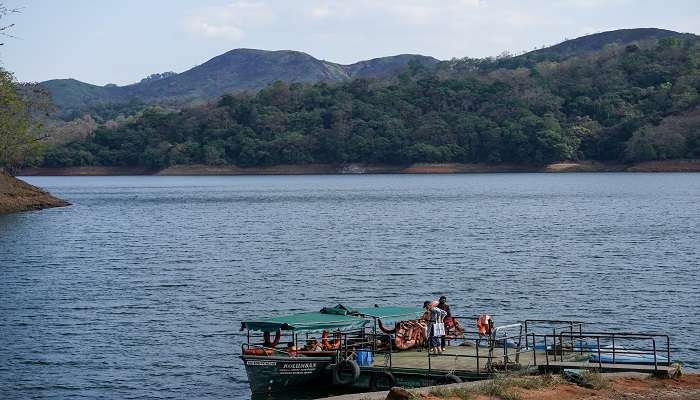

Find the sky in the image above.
[{"left": 1, "top": 0, "right": 699, "bottom": 86}]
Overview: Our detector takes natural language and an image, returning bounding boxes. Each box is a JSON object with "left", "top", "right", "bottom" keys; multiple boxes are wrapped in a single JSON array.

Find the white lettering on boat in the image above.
[
  {"left": 279, "top": 362, "right": 319, "bottom": 375},
  {"left": 245, "top": 360, "right": 276, "bottom": 366}
]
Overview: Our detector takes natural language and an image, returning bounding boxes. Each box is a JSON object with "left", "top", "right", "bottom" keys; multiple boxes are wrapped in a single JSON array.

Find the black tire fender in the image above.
[
  {"left": 333, "top": 359, "right": 360, "bottom": 386},
  {"left": 369, "top": 370, "right": 396, "bottom": 391}
]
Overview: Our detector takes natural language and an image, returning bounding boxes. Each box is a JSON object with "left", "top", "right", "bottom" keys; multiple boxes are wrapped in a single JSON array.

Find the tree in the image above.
[
  {"left": 0, "top": 4, "right": 20, "bottom": 46},
  {"left": 0, "top": 5, "right": 43, "bottom": 174},
  {"left": 35, "top": 35, "right": 700, "bottom": 169},
  {"left": 625, "top": 129, "right": 658, "bottom": 162},
  {"left": 0, "top": 68, "right": 38, "bottom": 173}
]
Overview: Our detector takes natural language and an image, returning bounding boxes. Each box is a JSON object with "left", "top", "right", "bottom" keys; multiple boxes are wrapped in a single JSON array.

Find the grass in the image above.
[
  {"left": 429, "top": 373, "right": 564, "bottom": 400},
  {"left": 577, "top": 370, "right": 608, "bottom": 390},
  {"left": 430, "top": 387, "right": 474, "bottom": 400},
  {"left": 671, "top": 363, "right": 684, "bottom": 378}
]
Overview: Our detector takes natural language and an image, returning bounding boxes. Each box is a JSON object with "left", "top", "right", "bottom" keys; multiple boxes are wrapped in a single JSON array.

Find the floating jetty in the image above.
[{"left": 239, "top": 307, "right": 676, "bottom": 396}]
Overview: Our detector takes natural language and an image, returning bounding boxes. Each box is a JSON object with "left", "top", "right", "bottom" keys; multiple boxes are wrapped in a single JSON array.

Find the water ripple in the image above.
[{"left": 0, "top": 173, "right": 698, "bottom": 399}]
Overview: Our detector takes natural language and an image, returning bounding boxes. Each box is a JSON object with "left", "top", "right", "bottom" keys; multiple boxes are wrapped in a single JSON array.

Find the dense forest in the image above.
[{"left": 41, "top": 36, "right": 700, "bottom": 168}]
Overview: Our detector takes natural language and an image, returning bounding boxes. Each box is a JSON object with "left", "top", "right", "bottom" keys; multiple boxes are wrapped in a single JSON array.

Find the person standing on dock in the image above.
[
  {"left": 424, "top": 300, "right": 447, "bottom": 354},
  {"left": 437, "top": 296, "right": 451, "bottom": 351}
]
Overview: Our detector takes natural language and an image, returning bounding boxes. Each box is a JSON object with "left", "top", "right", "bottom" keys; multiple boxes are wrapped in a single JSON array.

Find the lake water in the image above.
[{"left": 1, "top": 174, "right": 699, "bottom": 399}]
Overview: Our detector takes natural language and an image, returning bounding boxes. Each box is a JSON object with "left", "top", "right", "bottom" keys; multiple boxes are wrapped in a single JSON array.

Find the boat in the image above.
[
  {"left": 240, "top": 307, "right": 676, "bottom": 396},
  {"left": 240, "top": 305, "right": 424, "bottom": 393}
]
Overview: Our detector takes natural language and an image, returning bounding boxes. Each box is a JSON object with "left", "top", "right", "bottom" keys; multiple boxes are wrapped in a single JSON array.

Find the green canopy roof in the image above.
[
  {"left": 240, "top": 305, "right": 425, "bottom": 333},
  {"left": 241, "top": 311, "right": 368, "bottom": 333},
  {"left": 355, "top": 306, "right": 425, "bottom": 324}
]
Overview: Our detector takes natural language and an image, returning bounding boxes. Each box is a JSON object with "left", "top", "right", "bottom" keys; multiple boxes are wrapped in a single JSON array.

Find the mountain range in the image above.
[
  {"left": 40, "top": 28, "right": 695, "bottom": 114},
  {"left": 41, "top": 51, "right": 439, "bottom": 114}
]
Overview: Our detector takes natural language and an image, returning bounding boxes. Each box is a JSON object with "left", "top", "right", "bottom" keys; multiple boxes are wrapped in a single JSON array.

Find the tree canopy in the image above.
[
  {"left": 0, "top": 68, "right": 39, "bottom": 173},
  {"left": 40, "top": 37, "right": 700, "bottom": 169},
  {"left": 0, "top": 4, "right": 41, "bottom": 174}
]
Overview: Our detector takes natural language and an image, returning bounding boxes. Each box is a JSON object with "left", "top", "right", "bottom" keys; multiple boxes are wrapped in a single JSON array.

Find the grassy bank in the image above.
[
  {"left": 0, "top": 172, "right": 70, "bottom": 214},
  {"left": 19, "top": 160, "right": 700, "bottom": 176},
  {"left": 323, "top": 373, "right": 700, "bottom": 400},
  {"left": 424, "top": 373, "right": 699, "bottom": 400}
]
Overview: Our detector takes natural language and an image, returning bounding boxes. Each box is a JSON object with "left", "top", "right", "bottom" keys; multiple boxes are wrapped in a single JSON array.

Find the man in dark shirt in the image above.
[{"left": 437, "top": 296, "right": 451, "bottom": 350}]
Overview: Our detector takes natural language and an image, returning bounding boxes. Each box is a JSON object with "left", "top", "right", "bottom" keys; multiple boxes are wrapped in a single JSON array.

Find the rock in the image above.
[{"left": 386, "top": 387, "right": 412, "bottom": 400}]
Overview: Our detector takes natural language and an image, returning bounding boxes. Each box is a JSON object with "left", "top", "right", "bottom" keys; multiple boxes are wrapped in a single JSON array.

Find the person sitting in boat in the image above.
[
  {"left": 304, "top": 339, "right": 323, "bottom": 352},
  {"left": 285, "top": 342, "right": 299, "bottom": 357},
  {"left": 423, "top": 300, "right": 447, "bottom": 354}
]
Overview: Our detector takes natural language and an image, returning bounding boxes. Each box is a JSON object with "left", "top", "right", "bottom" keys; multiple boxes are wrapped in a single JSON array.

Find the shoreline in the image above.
[
  {"left": 18, "top": 160, "right": 700, "bottom": 176},
  {"left": 322, "top": 372, "right": 700, "bottom": 400},
  {"left": 0, "top": 172, "right": 70, "bottom": 214}
]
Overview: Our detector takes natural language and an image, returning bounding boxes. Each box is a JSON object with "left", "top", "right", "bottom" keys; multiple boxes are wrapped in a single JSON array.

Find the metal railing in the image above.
[
  {"left": 338, "top": 332, "right": 393, "bottom": 368},
  {"left": 241, "top": 343, "right": 293, "bottom": 357},
  {"left": 426, "top": 324, "right": 537, "bottom": 378},
  {"left": 241, "top": 320, "right": 673, "bottom": 378},
  {"left": 537, "top": 331, "right": 671, "bottom": 372},
  {"left": 524, "top": 319, "right": 584, "bottom": 349}
]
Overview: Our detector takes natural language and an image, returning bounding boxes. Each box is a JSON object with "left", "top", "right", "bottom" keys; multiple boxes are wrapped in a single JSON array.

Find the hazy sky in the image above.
[{"left": 2, "top": 0, "right": 699, "bottom": 85}]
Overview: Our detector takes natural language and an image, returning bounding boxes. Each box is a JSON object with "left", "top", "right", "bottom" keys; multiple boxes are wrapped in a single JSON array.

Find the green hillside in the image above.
[
  {"left": 41, "top": 30, "right": 700, "bottom": 168},
  {"left": 40, "top": 50, "right": 438, "bottom": 115},
  {"left": 520, "top": 28, "right": 694, "bottom": 61}
]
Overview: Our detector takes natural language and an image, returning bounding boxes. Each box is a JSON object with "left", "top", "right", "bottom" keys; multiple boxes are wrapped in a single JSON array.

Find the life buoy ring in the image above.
[
  {"left": 369, "top": 371, "right": 396, "bottom": 391},
  {"left": 333, "top": 359, "right": 360, "bottom": 386},
  {"left": 263, "top": 330, "right": 281, "bottom": 348},
  {"left": 394, "top": 322, "right": 411, "bottom": 350},
  {"left": 477, "top": 315, "right": 493, "bottom": 336},
  {"left": 390, "top": 320, "right": 428, "bottom": 350},
  {"left": 395, "top": 338, "right": 416, "bottom": 350},
  {"left": 322, "top": 330, "right": 342, "bottom": 350}
]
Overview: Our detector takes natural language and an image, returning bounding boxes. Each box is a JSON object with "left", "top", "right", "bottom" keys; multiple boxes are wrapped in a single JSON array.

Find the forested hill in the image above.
[
  {"left": 40, "top": 51, "right": 439, "bottom": 115},
  {"left": 40, "top": 29, "right": 684, "bottom": 116},
  {"left": 41, "top": 31, "right": 700, "bottom": 168},
  {"left": 514, "top": 28, "right": 693, "bottom": 61}
]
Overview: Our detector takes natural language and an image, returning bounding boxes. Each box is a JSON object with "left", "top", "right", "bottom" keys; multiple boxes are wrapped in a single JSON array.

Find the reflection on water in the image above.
[{"left": 1, "top": 174, "right": 698, "bottom": 399}]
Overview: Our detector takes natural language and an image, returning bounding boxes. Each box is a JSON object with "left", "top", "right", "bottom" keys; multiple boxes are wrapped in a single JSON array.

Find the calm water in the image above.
[{"left": 1, "top": 174, "right": 699, "bottom": 399}]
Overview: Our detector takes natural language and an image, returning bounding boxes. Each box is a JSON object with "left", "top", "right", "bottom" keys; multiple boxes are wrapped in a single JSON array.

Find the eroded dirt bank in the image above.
[{"left": 0, "top": 172, "right": 69, "bottom": 214}]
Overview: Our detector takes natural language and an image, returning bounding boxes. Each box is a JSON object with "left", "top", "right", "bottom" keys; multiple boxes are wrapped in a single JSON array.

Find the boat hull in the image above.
[{"left": 242, "top": 355, "right": 335, "bottom": 393}]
